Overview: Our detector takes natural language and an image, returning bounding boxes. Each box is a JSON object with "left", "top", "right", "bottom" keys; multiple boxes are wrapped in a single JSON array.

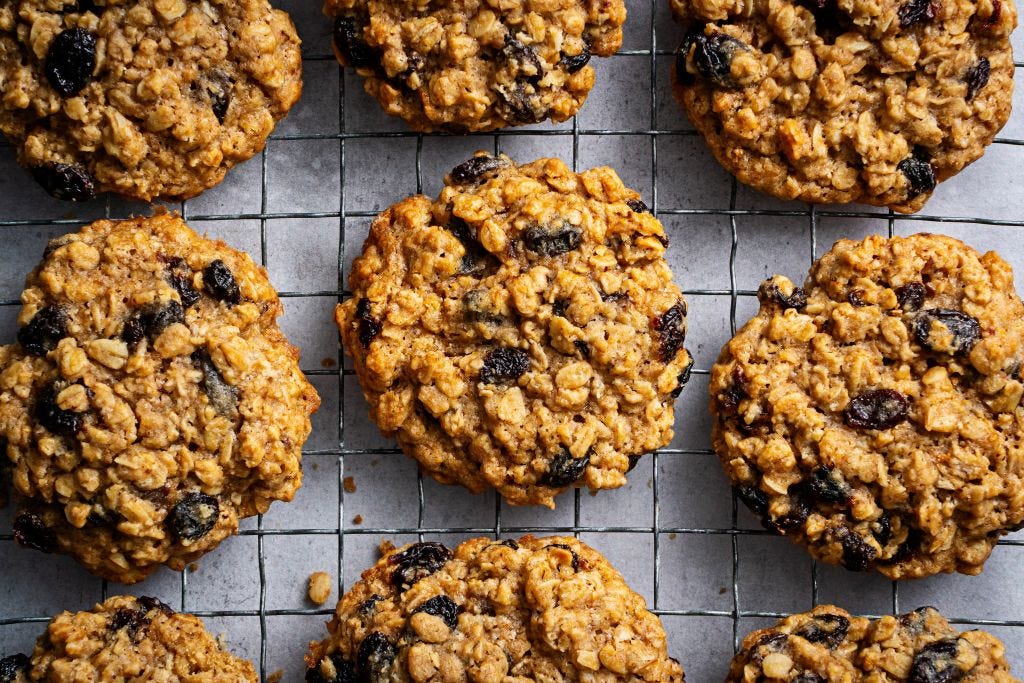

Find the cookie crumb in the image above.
[
  {"left": 267, "top": 670, "right": 284, "bottom": 683},
  {"left": 321, "top": 357, "right": 336, "bottom": 368},
  {"left": 353, "top": 514, "right": 363, "bottom": 525},
  {"left": 343, "top": 476, "right": 357, "bottom": 493},
  {"left": 307, "top": 572, "right": 332, "bottom": 605}
]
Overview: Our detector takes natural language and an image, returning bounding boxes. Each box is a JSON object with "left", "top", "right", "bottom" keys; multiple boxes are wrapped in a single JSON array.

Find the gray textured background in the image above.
[{"left": 3, "top": 1, "right": 1024, "bottom": 680}]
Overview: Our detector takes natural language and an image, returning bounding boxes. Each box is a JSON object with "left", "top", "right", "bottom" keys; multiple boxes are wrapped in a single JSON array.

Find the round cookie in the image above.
[
  {"left": 728, "top": 605, "right": 1018, "bottom": 681},
  {"left": 0, "top": 595, "right": 256, "bottom": 681},
  {"left": 306, "top": 536, "right": 685, "bottom": 682},
  {"left": 0, "top": 0, "right": 302, "bottom": 202},
  {"left": 669, "top": 0, "right": 1016, "bottom": 213},
  {"left": 710, "top": 233, "right": 1024, "bottom": 579},
  {"left": 322, "top": 0, "right": 626, "bottom": 131},
  {"left": 0, "top": 213, "right": 320, "bottom": 584},
  {"left": 337, "top": 153, "right": 693, "bottom": 507}
]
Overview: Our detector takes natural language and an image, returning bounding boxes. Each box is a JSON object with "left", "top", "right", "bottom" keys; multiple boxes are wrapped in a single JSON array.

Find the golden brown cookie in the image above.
[
  {"left": 306, "top": 536, "right": 684, "bottom": 682},
  {"left": 711, "top": 233, "right": 1024, "bottom": 578},
  {"left": 338, "top": 153, "right": 693, "bottom": 507},
  {"left": 0, "top": 213, "right": 320, "bottom": 583}
]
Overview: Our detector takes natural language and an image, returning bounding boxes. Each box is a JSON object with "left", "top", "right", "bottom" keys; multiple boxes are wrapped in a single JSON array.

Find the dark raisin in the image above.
[
  {"left": 910, "top": 639, "right": 962, "bottom": 683},
  {"left": 716, "top": 372, "right": 748, "bottom": 415},
  {"left": 192, "top": 350, "right": 238, "bottom": 416},
  {"left": 138, "top": 596, "right": 174, "bottom": 615},
  {"left": 449, "top": 155, "right": 508, "bottom": 184},
  {"left": 169, "top": 492, "right": 220, "bottom": 542},
  {"left": 412, "top": 595, "right": 460, "bottom": 629},
  {"left": 834, "top": 526, "right": 877, "bottom": 571},
  {"left": 736, "top": 485, "right": 769, "bottom": 516},
  {"left": 847, "top": 290, "right": 868, "bottom": 307},
  {"left": 626, "top": 454, "right": 643, "bottom": 472},
  {"left": 898, "top": 155, "right": 937, "bottom": 197},
  {"left": 690, "top": 32, "right": 750, "bottom": 86},
  {"left": 736, "top": 405, "right": 773, "bottom": 435},
  {"left": 843, "top": 389, "right": 910, "bottom": 430},
  {"left": 504, "top": 37, "right": 543, "bottom": 82},
  {"left": 900, "top": 606, "right": 938, "bottom": 632},
  {"left": 522, "top": 222, "right": 582, "bottom": 257},
  {"left": 807, "top": 467, "right": 850, "bottom": 505},
  {"left": 463, "top": 290, "right": 504, "bottom": 324},
  {"left": 560, "top": 42, "right": 591, "bottom": 73},
  {"left": 0, "top": 654, "right": 29, "bottom": 682},
  {"left": 167, "top": 258, "right": 200, "bottom": 308},
  {"left": 545, "top": 543, "right": 580, "bottom": 571},
  {"left": 123, "top": 301, "right": 185, "bottom": 348},
  {"left": 120, "top": 317, "right": 144, "bottom": 349},
  {"left": 964, "top": 57, "right": 990, "bottom": 101},
  {"left": 890, "top": 527, "right": 925, "bottom": 564},
  {"left": 552, "top": 299, "right": 568, "bottom": 318},
  {"left": 899, "top": 0, "right": 938, "bottom": 26},
  {"left": 770, "top": 495, "right": 810, "bottom": 533},
  {"left": 356, "top": 632, "right": 396, "bottom": 682},
  {"left": 30, "top": 162, "right": 97, "bottom": 201},
  {"left": 34, "top": 384, "right": 83, "bottom": 438},
  {"left": 45, "top": 28, "right": 96, "bottom": 97},
  {"left": 759, "top": 280, "right": 808, "bottom": 309},
  {"left": 796, "top": 613, "right": 850, "bottom": 649},
  {"left": 204, "top": 70, "right": 233, "bottom": 123},
  {"left": 390, "top": 542, "right": 452, "bottom": 591},
  {"left": 333, "top": 16, "right": 375, "bottom": 68},
  {"left": 359, "top": 594, "right": 383, "bottom": 617},
  {"left": 912, "top": 309, "right": 981, "bottom": 355},
  {"left": 872, "top": 512, "right": 892, "bottom": 546},
  {"left": 86, "top": 506, "right": 118, "bottom": 528},
  {"left": 355, "top": 298, "right": 382, "bottom": 348},
  {"left": 626, "top": 198, "right": 652, "bottom": 214},
  {"left": 541, "top": 448, "right": 591, "bottom": 487},
  {"left": 896, "top": 282, "right": 927, "bottom": 310},
  {"left": 573, "top": 340, "right": 590, "bottom": 357},
  {"left": 306, "top": 654, "right": 357, "bottom": 683},
  {"left": 670, "top": 356, "right": 695, "bottom": 399},
  {"left": 794, "top": 675, "right": 826, "bottom": 683},
  {"left": 13, "top": 512, "right": 55, "bottom": 553},
  {"left": 203, "top": 260, "right": 240, "bottom": 304},
  {"left": 652, "top": 300, "right": 688, "bottom": 363},
  {"left": 499, "top": 539, "right": 519, "bottom": 549},
  {"left": 479, "top": 347, "right": 531, "bottom": 384},
  {"left": 17, "top": 305, "right": 68, "bottom": 356},
  {"left": 446, "top": 218, "right": 498, "bottom": 275},
  {"left": 755, "top": 633, "right": 789, "bottom": 651},
  {"left": 110, "top": 607, "right": 151, "bottom": 636},
  {"left": 601, "top": 291, "right": 629, "bottom": 304},
  {"left": 498, "top": 81, "right": 544, "bottom": 123}
]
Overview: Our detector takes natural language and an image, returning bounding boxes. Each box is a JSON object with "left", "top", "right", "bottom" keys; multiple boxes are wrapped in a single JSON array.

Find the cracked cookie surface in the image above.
[
  {"left": 322, "top": 0, "right": 625, "bottom": 131},
  {"left": 728, "top": 605, "right": 1018, "bottom": 681},
  {"left": 0, "top": 213, "right": 319, "bottom": 584},
  {"left": 669, "top": 0, "right": 1016, "bottom": 213},
  {"left": 337, "top": 154, "right": 692, "bottom": 507},
  {"left": 0, "top": 0, "right": 302, "bottom": 202},
  {"left": 1, "top": 595, "right": 256, "bottom": 681},
  {"left": 710, "top": 233, "right": 1024, "bottom": 578},
  {"left": 306, "top": 536, "right": 684, "bottom": 682}
]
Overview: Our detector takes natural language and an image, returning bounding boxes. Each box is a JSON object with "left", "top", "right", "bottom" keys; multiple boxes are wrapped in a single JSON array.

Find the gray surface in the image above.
[{"left": 1, "top": 0, "right": 1024, "bottom": 681}]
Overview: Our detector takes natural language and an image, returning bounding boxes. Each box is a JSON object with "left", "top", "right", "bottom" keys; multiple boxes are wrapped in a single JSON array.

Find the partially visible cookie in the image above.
[
  {"left": 323, "top": 0, "right": 626, "bottom": 131},
  {"left": 0, "top": 595, "right": 257, "bottom": 681},
  {"left": 0, "top": 0, "right": 303, "bottom": 201},
  {"left": 711, "top": 233, "right": 1024, "bottom": 578},
  {"left": 728, "top": 605, "right": 1018, "bottom": 681},
  {"left": 306, "top": 536, "right": 685, "bottom": 682},
  {"left": 0, "top": 213, "right": 319, "bottom": 583},
  {"left": 338, "top": 153, "right": 692, "bottom": 507},
  {"left": 669, "top": 0, "right": 1016, "bottom": 212}
]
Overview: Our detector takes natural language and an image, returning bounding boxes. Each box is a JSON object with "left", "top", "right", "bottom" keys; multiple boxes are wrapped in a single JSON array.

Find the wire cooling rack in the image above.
[{"left": 4, "top": 1, "right": 1024, "bottom": 680}]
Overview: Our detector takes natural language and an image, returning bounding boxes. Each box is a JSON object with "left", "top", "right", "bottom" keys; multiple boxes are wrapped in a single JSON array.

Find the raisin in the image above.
[
  {"left": 552, "top": 299, "right": 568, "bottom": 318},
  {"left": 834, "top": 526, "right": 877, "bottom": 571},
  {"left": 900, "top": 606, "right": 938, "bottom": 632},
  {"left": 843, "top": 389, "right": 910, "bottom": 430},
  {"left": 167, "top": 258, "right": 200, "bottom": 308},
  {"left": 896, "top": 282, "right": 927, "bottom": 310},
  {"left": 45, "top": 27, "right": 96, "bottom": 97},
  {"left": 306, "top": 654, "right": 357, "bottom": 683},
  {"left": 412, "top": 595, "right": 460, "bottom": 629},
  {"left": 601, "top": 291, "right": 629, "bottom": 304},
  {"left": 717, "top": 373, "right": 748, "bottom": 415},
  {"left": 736, "top": 485, "right": 769, "bottom": 516},
  {"left": 34, "top": 384, "right": 83, "bottom": 438},
  {"left": 138, "top": 596, "right": 174, "bottom": 615},
  {"left": 357, "top": 632, "right": 396, "bottom": 682},
  {"left": 670, "top": 356, "right": 695, "bottom": 399},
  {"left": 807, "top": 466, "right": 850, "bottom": 504},
  {"left": 13, "top": 512, "right": 55, "bottom": 553},
  {"left": 794, "top": 675, "right": 826, "bottom": 683},
  {"left": 522, "top": 222, "right": 582, "bottom": 257},
  {"left": 573, "top": 340, "right": 590, "bottom": 357},
  {"left": 359, "top": 594, "right": 383, "bottom": 617},
  {"left": 17, "top": 305, "right": 68, "bottom": 356},
  {"left": 890, "top": 528, "right": 925, "bottom": 564},
  {"left": 899, "top": 155, "right": 937, "bottom": 197},
  {"left": 899, "top": 0, "right": 938, "bottom": 26},
  {"left": 204, "top": 70, "right": 233, "bottom": 123},
  {"left": 541, "top": 448, "right": 591, "bottom": 487},
  {"left": 203, "top": 260, "right": 240, "bottom": 304},
  {"left": 169, "top": 492, "right": 220, "bottom": 542},
  {"left": 872, "top": 512, "right": 892, "bottom": 546},
  {"left": 847, "top": 290, "right": 868, "bottom": 307},
  {"left": 192, "top": 350, "right": 238, "bottom": 416},
  {"left": 770, "top": 495, "right": 810, "bottom": 533},
  {"left": 964, "top": 57, "right": 991, "bottom": 101},
  {"left": 353, "top": 298, "right": 383, "bottom": 348},
  {"left": 110, "top": 607, "right": 151, "bottom": 637},
  {"left": 463, "top": 290, "right": 504, "bottom": 324},
  {"left": 390, "top": 542, "right": 452, "bottom": 591},
  {"left": 449, "top": 155, "right": 508, "bottom": 184},
  {"left": 652, "top": 300, "right": 688, "bottom": 363},
  {"left": 31, "top": 162, "right": 97, "bottom": 201},
  {"left": 626, "top": 198, "right": 652, "bottom": 214},
  {"left": 479, "top": 347, "right": 531, "bottom": 384},
  {"left": 759, "top": 280, "right": 808, "bottom": 309},
  {"left": 912, "top": 309, "right": 981, "bottom": 355},
  {"left": 446, "top": 218, "right": 498, "bottom": 275},
  {"left": 796, "top": 613, "right": 850, "bottom": 649},
  {"left": 123, "top": 301, "right": 185, "bottom": 348},
  {"left": 0, "top": 654, "right": 29, "bottom": 683},
  {"left": 736, "top": 405, "right": 773, "bottom": 435},
  {"left": 504, "top": 37, "right": 543, "bottom": 82},
  {"left": 910, "top": 639, "right": 962, "bottom": 683},
  {"left": 499, "top": 81, "right": 544, "bottom": 123},
  {"left": 545, "top": 543, "right": 581, "bottom": 571},
  {"left": 755, "top": 633, "right": 789, "bottom": 651},
  {"left": 333, "top": 16, "right": 375, "bottom": 68},
  {"left": 499, "top": 539, "right": 519, "bottom": 549},
  {"left": 690, "top": 32, "right": 750, "bottom": 86},
  {"left": 560, "top": 42, "right": 591, "bottom": 73}
]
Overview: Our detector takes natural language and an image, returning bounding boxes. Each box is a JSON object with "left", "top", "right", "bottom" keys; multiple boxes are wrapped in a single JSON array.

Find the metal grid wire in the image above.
[{"left": 3, "top": 0, "right": 1024, "bottom": 679}]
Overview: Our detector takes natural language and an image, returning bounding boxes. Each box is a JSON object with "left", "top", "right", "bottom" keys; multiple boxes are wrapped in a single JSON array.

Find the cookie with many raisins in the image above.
[
  {"left": 2, "top": 595, "right": 256, "bottom": 681},
  {"left": 711, "top": 233, "right": 1024, "bottom": 578},
  {"left": 0, "top": 213, "right": 319, "bottom": 583},
  {"left": 338, "top": 153, "right": 692, "bottom": 507},
  {"left": 306, "top": 536, "right": 684, "bottom": 682},
  {"left": 669, "top": 0, "right": 1015, "bottom": 213},
  {"left": 0, "top": 0, "right": 302, "bottom": 202},
  {"left": 322, "top": 0, "right": 625, "bottom": 131},
  {"left": 728, "top": 605, "right": 1018, "bottom": 681}
]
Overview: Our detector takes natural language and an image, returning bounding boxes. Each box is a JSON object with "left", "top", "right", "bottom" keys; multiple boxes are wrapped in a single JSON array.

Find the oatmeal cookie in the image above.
[
  {"left": 0, "top": 213, "right": 320, "bottom": 584},
  {"left": 0, "top": 0, "right": 302, "bottom": 202},
  {"left": 711, "top": 233, "right": 1024, "bottom": 579},
  {"left": 669, "top": 0, "right": 1016, "bottom": 213},
  {"left": 337, "top": 153, "right": 692, "bottom": 507},
  {"left": 306, "top": 536, "right": 685, "bottom": 682},
  {"left": 728, "top": 605, "right": 1018, "bottom": 681},
  {"left": 322, "top": 0, "right": 626, "bottom": 131},
  {"left": 0, "top": 595, "right": 257, "bottom": 681}
]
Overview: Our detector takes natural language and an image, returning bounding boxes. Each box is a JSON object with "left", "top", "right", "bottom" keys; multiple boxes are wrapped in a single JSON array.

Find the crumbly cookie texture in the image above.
[
  {"left": 0, "top": 213, "right": 319, "bottom": 584},
  {"left": 0, "top": 595, "right": 257, "bottom": 682},
  {"left": 669, "top": 0, "right": 1016, "bottom": 213},
  {"left": 0, "top": 0, "right": 302, "bottom": 202},
  {"left": 711, "top": 233, "right": 1024, "bottom": 579},
  {"left": 306, "top": 536, "right": 685, "bottom": 682},
  {"left": 338, "top": 154, "right": 692, "bottom": 507},
  {"left": 728, "top": 605, "right": 1018, "bottom": 682},
  {"left": 322, "top": 0, "right": 625, "bottom": 131}
]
